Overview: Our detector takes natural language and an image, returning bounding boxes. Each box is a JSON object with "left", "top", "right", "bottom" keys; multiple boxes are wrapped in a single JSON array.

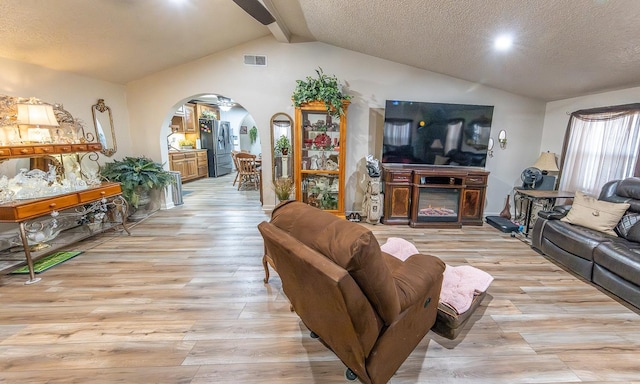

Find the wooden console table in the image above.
[
  {"left": 0, "top": 182, "right": 129, "bottom": 284},
  {"left": 382, "top": 165, "right": 489, "bottom": 228}
]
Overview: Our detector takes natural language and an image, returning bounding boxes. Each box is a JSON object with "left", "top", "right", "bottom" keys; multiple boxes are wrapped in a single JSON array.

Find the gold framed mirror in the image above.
[
  {"left": 270, "top": 113, "right": 293, "bottom": 183},
  {"left": 91, "top": 98, "right": 117, "bottom": 156}
]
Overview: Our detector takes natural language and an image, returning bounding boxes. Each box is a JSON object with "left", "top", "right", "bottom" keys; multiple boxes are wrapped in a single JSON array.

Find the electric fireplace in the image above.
[{"left": 411, "top": 175, "right": 464, "bottom": 227}]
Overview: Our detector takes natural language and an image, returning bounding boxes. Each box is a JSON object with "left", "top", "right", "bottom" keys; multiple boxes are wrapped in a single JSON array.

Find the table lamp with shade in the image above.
[
  {"left": 532, "top": 151, "right": 559, "bottom": 190},
  {"left": 533, "top": 151, "right": 559, "bottom": 174},
  {"left": 17, "top": 103, "right": 60, "bottom": 143}
]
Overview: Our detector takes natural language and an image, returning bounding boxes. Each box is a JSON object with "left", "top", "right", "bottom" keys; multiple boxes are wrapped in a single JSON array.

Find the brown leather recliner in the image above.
[{"left": 258, "top": 201, "right": 445, "bottom": 384}]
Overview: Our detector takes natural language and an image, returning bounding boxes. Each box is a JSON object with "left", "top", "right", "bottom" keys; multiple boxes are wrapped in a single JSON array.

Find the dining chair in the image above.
[
  {"left": 231, "top": 150, "right": 241, "bottom": 186},
  {"left": 236, "top": 153, "right": 260, "bottom": 190}
]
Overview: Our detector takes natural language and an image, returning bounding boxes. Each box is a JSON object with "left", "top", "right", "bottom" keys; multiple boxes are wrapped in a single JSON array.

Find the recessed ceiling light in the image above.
[{"left": 494, "top": 35, "right": 513, "bottom": 51}]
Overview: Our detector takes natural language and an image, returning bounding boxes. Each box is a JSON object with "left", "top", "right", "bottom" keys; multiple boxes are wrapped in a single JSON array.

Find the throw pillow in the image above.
[
  {"left": 561, "top": 191, "right": 630, "bottom": 236},
  {"left": 615, "top": 212, "right": 640, "bottom": 239},
  {"left": 625, "top": 223, "right": 640, "bottom": 243}
]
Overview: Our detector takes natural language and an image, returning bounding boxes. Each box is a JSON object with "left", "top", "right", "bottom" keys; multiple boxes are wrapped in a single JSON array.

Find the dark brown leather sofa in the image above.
[
  {"left": 531, "top": 178, "right": 640, "bottom": 310},
  {"left": 258, "top": 201, "right": 445, "bottom": 384}
]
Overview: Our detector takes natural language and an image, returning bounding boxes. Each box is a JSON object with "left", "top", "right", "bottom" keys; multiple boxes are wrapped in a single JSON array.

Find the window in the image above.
[{"left": 559, "top": 104, "right": 640, "bottom": 196}]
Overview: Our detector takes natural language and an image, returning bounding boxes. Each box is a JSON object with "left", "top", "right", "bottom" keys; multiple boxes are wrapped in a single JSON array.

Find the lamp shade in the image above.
[
  {"left": 17, "top": 104, "right": 59, "bottom": 127},
  {"left": 533, "top": 151, "right": 559, "bottom": 172}
]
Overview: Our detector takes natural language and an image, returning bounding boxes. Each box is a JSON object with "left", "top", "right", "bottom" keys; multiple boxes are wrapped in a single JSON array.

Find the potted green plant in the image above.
[
  {"left": 249, "top": 126, "right": 258, "bottom": 144},
  {"left": 201, "top": 110, "right": 216, "bottom": 119},
  {"left": 101, "top": 156, "right": 175, "bottom": 212},
  {"left": 291, "top": 67, "right": 352, "bottom": 117},
  {"left": 274, "top": 134, "right": 291, "bottom": 156},
  {"left": 273, "top": 177, "right": 294, "bottom": 201},
  {"left": 179, "top": 139, "right": 194, "bottom": 149}
]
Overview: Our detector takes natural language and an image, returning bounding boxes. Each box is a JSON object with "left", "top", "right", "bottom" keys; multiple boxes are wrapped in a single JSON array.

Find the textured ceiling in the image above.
[
  {"left": 1, "top": 0, "right": 640, "bottom": 101},
  {"left": 0, "top": 0, "right": 270, "bottom": 84}
]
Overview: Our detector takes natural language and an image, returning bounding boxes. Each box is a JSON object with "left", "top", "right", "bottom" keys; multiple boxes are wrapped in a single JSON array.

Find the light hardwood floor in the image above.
[{"left": 1, "top": 175, "right": 639, "bottom": 383}]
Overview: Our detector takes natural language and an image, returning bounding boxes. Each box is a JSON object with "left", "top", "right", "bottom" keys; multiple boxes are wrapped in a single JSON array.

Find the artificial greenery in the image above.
[
  {"left": 201, "top": 110, "right": 216, "bottom": 119},
  {"left": 274, "top": 134, "right": 291, "bottom": 155},
  {"left": 320, "top": 192, "right": 338, "bottom": 210},
  {"left": 101, "top": 156, "right": 175, "bottom": 209},
  {"left": 291, "top": 67, "right": 351, "bottom": 117},
  {"left": 249, "top": 126, "right": 258, "bottom": 144},
  {"left": 273, "top": 177, "right": 294, "bottom": 201},
  {"left": 179, "top": 138, "right": 194, "bottom": 147}
]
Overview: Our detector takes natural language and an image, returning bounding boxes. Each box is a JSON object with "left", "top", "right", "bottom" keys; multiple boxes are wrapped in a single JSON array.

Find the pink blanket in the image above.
[
  {"left": 380, "top": 237, "right": 419, "bottom": 261},
  {"left": 381, "top": 237, "right": 493, "bottom": 314},
  {"left": 440, "top": 265, "right": 493, "bottom": 314}
]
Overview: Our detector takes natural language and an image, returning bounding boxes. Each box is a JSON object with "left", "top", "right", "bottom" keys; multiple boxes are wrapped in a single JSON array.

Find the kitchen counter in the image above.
[
  {"left": 169, "top": 148, "right": 207, "bottom": 153},
  {"left": 169, "top": 150, "right": 209, "bottom": 182}
]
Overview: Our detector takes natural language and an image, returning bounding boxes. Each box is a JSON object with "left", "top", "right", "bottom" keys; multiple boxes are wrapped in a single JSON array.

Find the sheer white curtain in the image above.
[{"left": 559, "top": 109, "right": 640, "bottom": 196}]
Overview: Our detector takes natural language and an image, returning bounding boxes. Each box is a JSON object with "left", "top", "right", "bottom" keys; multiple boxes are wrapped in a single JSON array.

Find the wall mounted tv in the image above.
[{"left": 382, "top": 100, "right": 494, "bottom": 167}]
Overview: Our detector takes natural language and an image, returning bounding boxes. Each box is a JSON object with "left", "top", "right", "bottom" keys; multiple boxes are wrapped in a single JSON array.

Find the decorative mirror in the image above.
[
  {"left": 91, "top": 98, "right": 117, "bottom": 156},
  {"left": 270, "top": 112, "right": 294, "bottom": 183},
  {"left": 0, "top": 95, "right": 103, "bottom": 202}
]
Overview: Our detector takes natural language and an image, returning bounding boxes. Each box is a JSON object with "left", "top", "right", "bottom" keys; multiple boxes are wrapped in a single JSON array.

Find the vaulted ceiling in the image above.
[{"left": 1, "top": 0, "right": 639, "bottom": 101}]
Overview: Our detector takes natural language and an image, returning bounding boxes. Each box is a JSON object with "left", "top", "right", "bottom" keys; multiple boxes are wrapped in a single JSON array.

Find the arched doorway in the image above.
[{"left": 163, "top": 93, "right": 262, "bottom": 202}]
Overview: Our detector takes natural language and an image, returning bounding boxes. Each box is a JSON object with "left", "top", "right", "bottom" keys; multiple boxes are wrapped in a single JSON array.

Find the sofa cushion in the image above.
[
  {"left": 615, "top": 177, "right": 640, "bottom": 201},
  {"left": 561, "top": 191, "right": 630, "bottom": 236},
  {"left": 593, "top": 240, "right": 640, "bottom": 286},
  {"left": 600, "top": 177, "right": 640, "bottom": 213},
  {"left": 623, "top": 221, "right": 640, "bottom": 243},
  {"left": 543, "top": 219, "right": 612, "bottom": 261},
  {"left": 270, "top": 201, "right": 401, "bottom": 325},
  {"left": 614, "top": 212, "right": 640, "bottom": 241}
]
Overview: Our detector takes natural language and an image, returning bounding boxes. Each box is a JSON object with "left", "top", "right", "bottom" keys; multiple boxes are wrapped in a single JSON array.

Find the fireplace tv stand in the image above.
[{"left": 381, "top": 165, "right": 489, "bottom": 228}]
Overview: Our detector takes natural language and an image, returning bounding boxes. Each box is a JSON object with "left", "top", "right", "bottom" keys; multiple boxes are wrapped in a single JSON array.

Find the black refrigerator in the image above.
[{"left": 199, "top": 119, "right": 233, "bottom": 177}]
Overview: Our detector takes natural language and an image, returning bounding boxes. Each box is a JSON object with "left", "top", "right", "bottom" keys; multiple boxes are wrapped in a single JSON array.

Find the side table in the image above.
[
  {"left": 0, "top": 182, "right": 129, "bottom": 284},
  {"left": 514, "top": 189, "right": 574, "bottom": 237}
]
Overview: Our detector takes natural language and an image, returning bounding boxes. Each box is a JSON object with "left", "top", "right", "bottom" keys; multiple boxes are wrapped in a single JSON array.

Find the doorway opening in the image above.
[{"left": 163, "top": 93, "right": 262, "bottom": 204}]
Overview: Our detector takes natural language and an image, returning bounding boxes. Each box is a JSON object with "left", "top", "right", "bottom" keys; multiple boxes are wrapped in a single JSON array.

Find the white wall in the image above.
[
  {"left": 126, "top": 36, "right": 546, "bottom": 213},
  {"left": 0, "top": 37, "right": 547, "bottom": 215},
  {"left": 0, "top": 56, "right": 132, "bottom": 159},
  {"left": 0, "top": 57, "right": 133, "bottom": 233}
]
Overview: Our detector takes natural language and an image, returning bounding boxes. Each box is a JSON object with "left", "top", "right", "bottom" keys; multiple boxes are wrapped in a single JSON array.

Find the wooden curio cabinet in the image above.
[{"left": 294, "top": 100, "right": 350, "bottom": 217}]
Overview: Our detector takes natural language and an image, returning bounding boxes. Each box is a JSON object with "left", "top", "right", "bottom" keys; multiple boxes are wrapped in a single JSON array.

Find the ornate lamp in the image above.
[{"left": 17, "top": 102, "right": 59, "bottom": 143}]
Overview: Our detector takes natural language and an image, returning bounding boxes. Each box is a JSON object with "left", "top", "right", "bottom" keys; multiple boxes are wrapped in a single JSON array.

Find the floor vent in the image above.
[{"left": 244, "top": 54, "right": 267, "bottom": 66}]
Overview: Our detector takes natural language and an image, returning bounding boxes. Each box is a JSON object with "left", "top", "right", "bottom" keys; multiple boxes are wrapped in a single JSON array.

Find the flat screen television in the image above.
[{"left": 382, "top": 100, "right": 494, "bottom": 167}]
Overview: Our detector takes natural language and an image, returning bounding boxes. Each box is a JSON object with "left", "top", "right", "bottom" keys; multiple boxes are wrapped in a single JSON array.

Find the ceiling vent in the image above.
[{"left": 244, "top": 54, "right": 267, "bottom": 66}]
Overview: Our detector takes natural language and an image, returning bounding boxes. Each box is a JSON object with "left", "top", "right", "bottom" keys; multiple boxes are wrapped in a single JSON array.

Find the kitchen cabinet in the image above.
[
  {"left": 183, "top": 103, "right": 197, "bottom": 133},
  {"left": 293, "top": 100, "right": 350, "bottom": 217},
  {"left": 195, "top": 104, "right": 219, "bottom": 120},
  {"left": 196, "top": 150, "right": 208, "bottom": 178},
  {"left": 169, "top": 149, "right": 208, "bottom": 182},
  {"left": 184, "top": 153, "right": 197, "bottom": 179},
  {"left": 170, "top": 103, "right": 197, "bottom": 133}
]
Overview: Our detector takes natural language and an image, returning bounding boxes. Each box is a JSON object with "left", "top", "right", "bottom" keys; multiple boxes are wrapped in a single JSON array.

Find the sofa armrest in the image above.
[
  {"left": 538, "top": 210, "right": 565, "bottom": 220},
  {"left": 553, "top": 205, "right": 572, "bottom": 215},
  {"left": 392, "top": 254, "right": 446, "bottom": 311},
  {"left": 538, "top": 204, "right": 572, "bottom": 220}
]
